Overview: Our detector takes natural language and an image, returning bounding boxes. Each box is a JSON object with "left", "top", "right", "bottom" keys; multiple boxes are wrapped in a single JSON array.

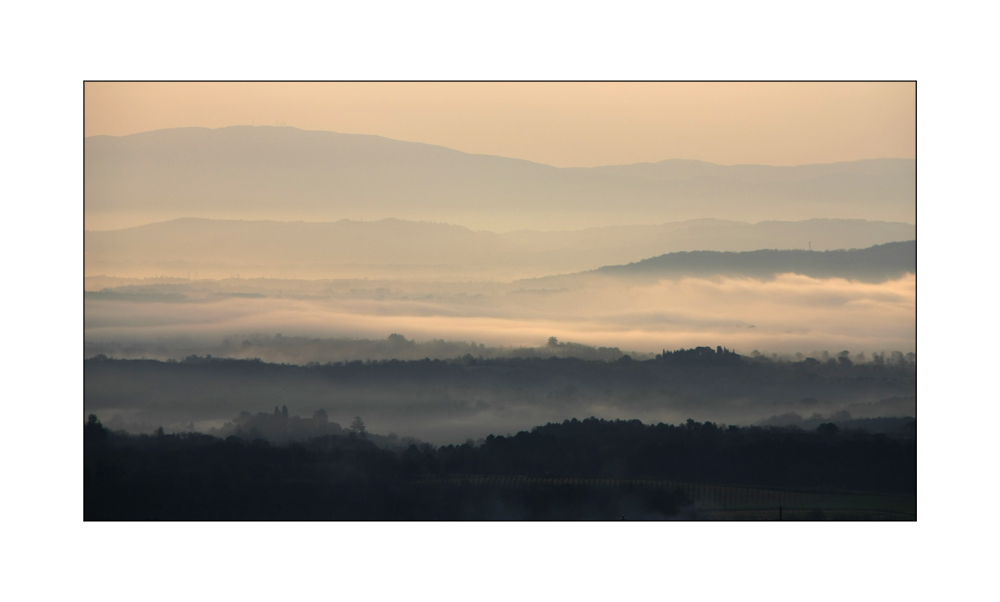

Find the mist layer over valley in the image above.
[
  {"left": 83, "top": 123, "right": 916, "bottom": 508},
  {"left": 85, "top": 351, "right": 915, "bottom": 445},
  {"left": 86, "top": 239, "right": 916, "bottom": 444},
  {"left": 82, "top": 85, "right": 917, "bottom": 521},
  {"left": 86, "top": 242, "right": 915, "bottom": 358}
]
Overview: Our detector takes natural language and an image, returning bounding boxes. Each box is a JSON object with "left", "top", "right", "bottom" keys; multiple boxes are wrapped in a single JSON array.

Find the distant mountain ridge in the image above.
[{"left": 85, "top": 126, "right": 916, "bottom": 231}]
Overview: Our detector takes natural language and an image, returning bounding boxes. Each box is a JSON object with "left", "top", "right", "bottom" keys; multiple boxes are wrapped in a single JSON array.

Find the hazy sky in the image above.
[{"left": 85, "top": 82, "right": 915, "bottom": 167}]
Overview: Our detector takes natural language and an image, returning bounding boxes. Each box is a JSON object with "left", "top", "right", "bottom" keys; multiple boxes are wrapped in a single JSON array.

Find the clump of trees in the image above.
[
  {"left": 212, "top": 407, "right": 343, "bottom": 443},
  {"left": 657, "top": 346, "right": 741, "bottom": 364}
]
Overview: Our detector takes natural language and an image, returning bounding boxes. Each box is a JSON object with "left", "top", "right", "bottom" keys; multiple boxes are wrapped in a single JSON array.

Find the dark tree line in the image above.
[
  {"left": 86, "top": 347, "right": 915, "bottom": 392},
  {"left": 435, "top": 417, "right": 915, "bottom": 493},
  {"left": 85, "top": 413, "right": 914, "bottom": 520}
]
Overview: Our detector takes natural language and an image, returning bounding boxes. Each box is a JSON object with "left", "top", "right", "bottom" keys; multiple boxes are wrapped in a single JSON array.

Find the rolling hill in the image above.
[
  {"left": 85, "top": 126, "right": 916, "bottom": 231},
  {"left": 525, "top": 240, "right": 916, "bottom": 285}
]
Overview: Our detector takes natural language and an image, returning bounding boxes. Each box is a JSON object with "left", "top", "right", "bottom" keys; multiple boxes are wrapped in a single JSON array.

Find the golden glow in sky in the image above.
[{"left": 85, "top": 82, "right": 915, "bottom": 167}]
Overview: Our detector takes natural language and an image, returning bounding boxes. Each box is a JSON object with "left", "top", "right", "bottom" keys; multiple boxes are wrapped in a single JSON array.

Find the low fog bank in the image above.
[
  {"left": 84, "top": 268, "right": 916, "bottom": 356},
  {"left": 101, "top": 405, "right": 915, "bottom": 447},
  {"left": 85, "top": 351, "right": 916, "bottom": 445}
]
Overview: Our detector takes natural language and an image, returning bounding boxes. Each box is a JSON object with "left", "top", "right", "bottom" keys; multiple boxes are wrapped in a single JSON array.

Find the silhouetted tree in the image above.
[
  {"left": 350, "top": 416, "right": 366, "bottom": 435},
  {"left": 84, "top": 414, "right": 107, "bottom": 441}
]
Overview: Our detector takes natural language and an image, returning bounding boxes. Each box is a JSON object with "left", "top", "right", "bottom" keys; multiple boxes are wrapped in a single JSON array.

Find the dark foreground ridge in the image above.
[{"left": 85, "top": 414, "right": 916, "bottom": 520}]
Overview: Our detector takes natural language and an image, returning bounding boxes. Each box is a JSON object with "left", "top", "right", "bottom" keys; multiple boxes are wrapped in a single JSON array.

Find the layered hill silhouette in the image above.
[
  {"left": 526, "top": 240, "right": 916, "bottom": 285},
  {"left": 85, "top": 126, "right": 915, "bottom": 231},
  {"left": 85, "top": 216, "right": 915, "bottom": 280}
]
